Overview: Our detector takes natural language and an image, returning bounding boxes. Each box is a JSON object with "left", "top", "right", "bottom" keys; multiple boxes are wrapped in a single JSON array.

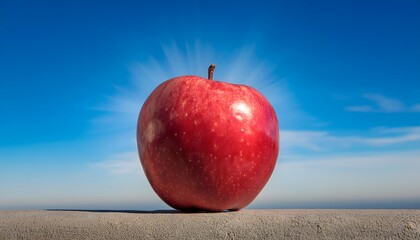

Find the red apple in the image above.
[{"left": 137, "top": 64, "right": 279, "bottom": 211}]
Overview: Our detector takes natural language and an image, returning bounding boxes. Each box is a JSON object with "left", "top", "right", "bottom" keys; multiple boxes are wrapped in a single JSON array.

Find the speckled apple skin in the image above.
[{"left": 137, "top": 76, "right": 279, "bottom": 211}]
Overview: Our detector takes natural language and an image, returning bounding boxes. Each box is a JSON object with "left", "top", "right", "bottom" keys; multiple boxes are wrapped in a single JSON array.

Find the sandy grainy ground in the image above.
[{"left": 0, "top": 209, "right": 419, "bottom": 239}]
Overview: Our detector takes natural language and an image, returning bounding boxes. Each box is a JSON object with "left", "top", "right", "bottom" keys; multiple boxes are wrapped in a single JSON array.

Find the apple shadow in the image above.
[
  {"left": 46, "top": 209, "right": 181, "bottom": 214},
  {"left": 45, "top": 209, "right": 230, "bottom": 214}
]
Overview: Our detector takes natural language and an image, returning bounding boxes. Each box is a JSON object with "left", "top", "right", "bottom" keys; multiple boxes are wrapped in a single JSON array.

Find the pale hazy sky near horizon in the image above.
[{"left": 1, "top": 0, "right": 419, "bottom": 210}]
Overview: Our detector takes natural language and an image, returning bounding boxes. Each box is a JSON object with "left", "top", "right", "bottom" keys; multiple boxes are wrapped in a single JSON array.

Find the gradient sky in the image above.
[{"left": 1, "top": 0, "right": 419, "bottom": 210}]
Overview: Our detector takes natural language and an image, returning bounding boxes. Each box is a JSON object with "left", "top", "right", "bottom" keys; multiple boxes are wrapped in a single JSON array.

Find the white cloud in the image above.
[
  {"left": 93, "top": 152, "right": 140, "bottom": 174},
  {"left": 411, "top": 104, "right": 420, "bottom": 112},
  {"left": 345, "top": 105, "right": 374, "bottom": 112},
  {"left": 346, "top": 93, "right": 420, "bottom": 113},
  {"left": 364, "top": 93, "right": 406, "bottom": 112},
  {"left": 282, "top": 126, "right": 420, "bottom": 153},
  {"left": 356, "top": 127, "right": 420, "bottom": 146},
  {"left": 281, "top": 131, "right": 330, "bottom": 151}
]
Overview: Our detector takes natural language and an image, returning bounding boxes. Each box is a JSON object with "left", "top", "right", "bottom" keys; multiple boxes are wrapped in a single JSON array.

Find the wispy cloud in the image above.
[
  {"left": 364, "top": 93, "right": 405, "bottom": 112},
  {"left": 345, "top": 105, "right": 374, "bottom": 112},
  {"left": 412, "top": 104, "right": 420, "bottom": 112},
  {"left": 281, "top": 131, "right": 330, "bottom": 151},
  {"left": 282, "top": 126, "right": 420, "bottom": 154},
  {"left": 93, "top": 152, "right": 140, "bottom": 174},
  {"left": 346, "top": 93, "right": 420, "bottom": 113}
]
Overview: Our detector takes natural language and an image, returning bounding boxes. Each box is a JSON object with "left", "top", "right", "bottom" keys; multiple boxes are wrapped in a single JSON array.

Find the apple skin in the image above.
[{"left": 137, "top": 75, "right": 279, "bottom": 211}]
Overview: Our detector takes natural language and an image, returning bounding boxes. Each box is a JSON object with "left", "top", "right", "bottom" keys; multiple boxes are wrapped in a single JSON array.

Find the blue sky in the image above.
[{"left": 1, "top": 0, "right": 419, "bottom": 210}]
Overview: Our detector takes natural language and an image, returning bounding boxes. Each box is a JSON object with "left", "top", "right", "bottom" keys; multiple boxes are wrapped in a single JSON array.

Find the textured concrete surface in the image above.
[{"left": 1, "top": 210, "right": 420, "bottom": 239}]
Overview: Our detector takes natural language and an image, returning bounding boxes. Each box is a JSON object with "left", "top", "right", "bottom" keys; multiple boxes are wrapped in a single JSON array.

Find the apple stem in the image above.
[{"left": 208, "top": 64, "right": 216, "bottom": 80}]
